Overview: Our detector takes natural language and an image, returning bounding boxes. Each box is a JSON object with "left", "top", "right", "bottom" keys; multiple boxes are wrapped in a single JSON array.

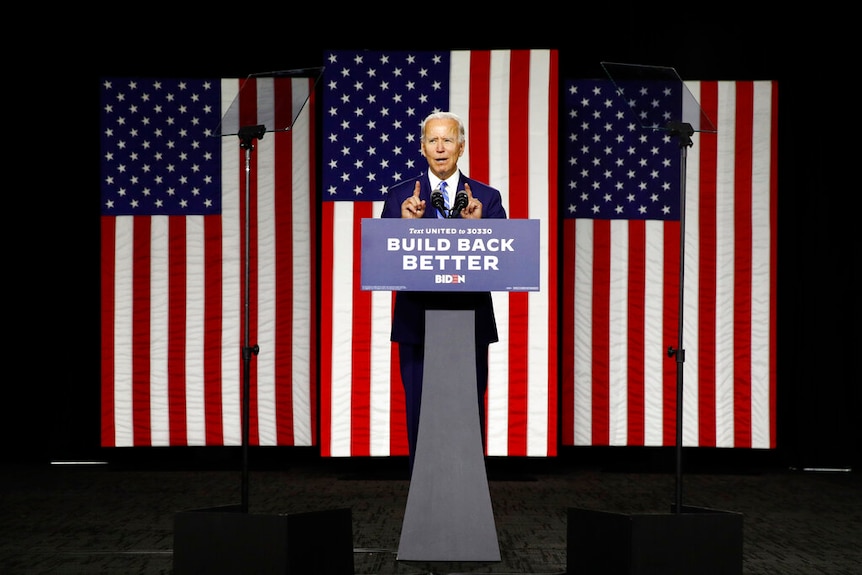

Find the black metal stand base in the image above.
[
  {"left": 566, "top": 506, "right": 743, "bottom": 575},
  {"left": 173, "top": 505, "right": 354, "bottom": 574}
]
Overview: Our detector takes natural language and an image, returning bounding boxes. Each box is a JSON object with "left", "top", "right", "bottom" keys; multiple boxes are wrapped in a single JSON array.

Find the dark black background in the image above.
[{"left": 8, "top": 5, "right": 855, "bottom": 470}]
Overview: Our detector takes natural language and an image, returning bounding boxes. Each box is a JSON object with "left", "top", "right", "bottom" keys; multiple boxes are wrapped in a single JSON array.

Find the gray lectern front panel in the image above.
[{"left": 397, "top": 310, "right": 501, "bottom": 562}]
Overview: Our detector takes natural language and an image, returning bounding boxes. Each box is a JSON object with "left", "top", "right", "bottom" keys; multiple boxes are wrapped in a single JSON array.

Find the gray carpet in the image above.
[{"left": 1, "top": 451, "right": 859, "bottom": 574}]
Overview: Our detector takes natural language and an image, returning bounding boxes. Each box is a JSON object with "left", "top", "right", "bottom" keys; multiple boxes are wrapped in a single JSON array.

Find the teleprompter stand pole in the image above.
[
  {"left": 237, "top": 124, "right": 265, "bottom": 513},
  {"left": 566, "top": 73, "right": 742, "bottom": 573},
  {"left": 666, "top": 120, "right": 693, "bottom": 515},
  {"left": 173, "top": 77, "right": 354, "bottom": 574}
]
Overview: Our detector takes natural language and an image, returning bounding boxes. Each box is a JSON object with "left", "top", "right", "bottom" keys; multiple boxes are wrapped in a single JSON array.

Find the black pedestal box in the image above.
[
  {"left": 173, "top": 505, "right": 354, "bottom": 574},
  {"left": 567, "top": 505, "right": 743, "bottom": 575}
]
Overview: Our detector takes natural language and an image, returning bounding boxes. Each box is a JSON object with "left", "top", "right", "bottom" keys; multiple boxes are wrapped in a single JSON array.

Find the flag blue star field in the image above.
[
  {"left": 321, "top": 51, "right": 451, "bottom": 202},
  {"left": 563, "top": 78, "right": 681, "bottom": 221},
  {"left": 100, "top": 78, "right": 222, "bottom": 216},
  {"left": 561, "top": 79, "right": 778, "bottom": 449},
  {"left": 100, "top": 75, "right": 318, "bottom": 448},
  {"left": 318, "top": 49, "right": 560, "bottom": 458}
]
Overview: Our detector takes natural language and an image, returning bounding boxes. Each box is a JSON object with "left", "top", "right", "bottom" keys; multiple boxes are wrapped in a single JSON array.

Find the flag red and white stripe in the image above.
[
  {"left": 561, "top": 80, "right": 778, "bottom": 448},
  {"left": 100, "top": 76, "right": 318, "bottom": 447},
  {"left": 319, "top": 49, "right": 559, "bottom": 457}
]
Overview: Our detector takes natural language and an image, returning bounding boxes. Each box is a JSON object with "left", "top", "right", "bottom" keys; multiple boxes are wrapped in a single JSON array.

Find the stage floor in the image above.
[{"left": 1, "top": 449, "right": 859, "bottom": 574}]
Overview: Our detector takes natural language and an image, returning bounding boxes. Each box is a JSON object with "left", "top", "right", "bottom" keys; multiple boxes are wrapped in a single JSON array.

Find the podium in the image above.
[
  {"left": 361, "top": 218, "right": 540, "bottom": 562},
  {"left": 397, "top": 309, "right": 500, "bottom": 561}
]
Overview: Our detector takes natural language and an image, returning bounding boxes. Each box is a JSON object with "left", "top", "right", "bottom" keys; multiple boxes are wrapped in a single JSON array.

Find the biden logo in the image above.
[{"left": 435, "top": 274, "right": 466, "bottom": 284}]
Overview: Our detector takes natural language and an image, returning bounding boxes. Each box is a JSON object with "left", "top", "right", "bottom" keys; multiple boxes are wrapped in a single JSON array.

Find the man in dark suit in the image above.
[{"left": 380, "top": 111, "right": 507, "bottom": 472}]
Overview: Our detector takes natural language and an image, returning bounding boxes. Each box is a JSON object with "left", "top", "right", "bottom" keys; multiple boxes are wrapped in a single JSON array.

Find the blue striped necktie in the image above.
[{"left": 438, "top": 181, "right": 449, "bottom": 218}]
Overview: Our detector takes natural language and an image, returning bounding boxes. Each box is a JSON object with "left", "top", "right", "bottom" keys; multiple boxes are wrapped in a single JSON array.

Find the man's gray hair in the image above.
[{"left": 420, "top": 111, "right": 466, "bottom": 143}]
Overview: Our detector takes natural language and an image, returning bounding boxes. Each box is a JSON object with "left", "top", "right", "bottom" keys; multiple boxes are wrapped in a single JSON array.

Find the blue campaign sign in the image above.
[{"left": 361, "top": 219, "right": 541, "bottom": 292}]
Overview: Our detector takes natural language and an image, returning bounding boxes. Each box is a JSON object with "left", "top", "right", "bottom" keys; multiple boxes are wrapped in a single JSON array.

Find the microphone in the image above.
[
  {"left": 449, "top": 190, "right": 468, "bottom": 217},
  {"left": 430, "top": 188, "right": 447, "bottom": 218}
]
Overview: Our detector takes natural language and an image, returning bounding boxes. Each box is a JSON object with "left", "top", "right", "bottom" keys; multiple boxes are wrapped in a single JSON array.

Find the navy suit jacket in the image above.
[{"left": 380, "top": 172, "right": 507, "bottom": 346}]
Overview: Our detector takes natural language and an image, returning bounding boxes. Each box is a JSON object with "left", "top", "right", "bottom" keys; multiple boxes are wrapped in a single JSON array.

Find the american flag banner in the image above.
[
  {"left": 100, "top": 75, "right": 318, "bottom": 447},
  {"left": 320, "top": 49, "right": 559, "bottom": 457},
  {"left": 562, "top": 78, "right": 778, "bottom": 448}
]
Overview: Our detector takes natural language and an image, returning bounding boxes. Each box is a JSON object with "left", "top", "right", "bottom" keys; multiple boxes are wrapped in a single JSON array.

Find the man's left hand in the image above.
[{"left": 460, "top": 183, "right": 483, "bottom": 219}]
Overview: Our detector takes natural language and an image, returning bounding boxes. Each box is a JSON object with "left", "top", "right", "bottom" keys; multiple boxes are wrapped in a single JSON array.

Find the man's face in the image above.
[{"left": 421, "top": 118, "right": 464, "bottom": 181}]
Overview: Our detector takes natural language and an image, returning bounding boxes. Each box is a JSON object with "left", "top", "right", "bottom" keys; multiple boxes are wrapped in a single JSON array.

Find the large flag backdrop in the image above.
[
  {"left": 100, "top": 75, "right": 318, "bottom": 447},
  {"left": 561, "top": 79, "right": 778, "bottom": 448},
  {"left": 319, "top": 49, "right": 560, "bottom": 457}
]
